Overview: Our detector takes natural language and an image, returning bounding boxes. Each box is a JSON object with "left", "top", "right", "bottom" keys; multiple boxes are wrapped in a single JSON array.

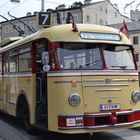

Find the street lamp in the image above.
[
  {"left": 41, "top": 0, "right": 45, "bottom": 12},
  {"left": 10, "top": 0, "right": 20, "bottom": 2}
]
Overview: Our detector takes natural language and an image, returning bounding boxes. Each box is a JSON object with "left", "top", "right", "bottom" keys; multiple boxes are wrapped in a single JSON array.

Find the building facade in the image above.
[
  {"left": 130, "top": 9, "right": 140, "bottom": 21},
  {"left": 52, "top": 0, "right": 131, "bottom": 25},
  {"left": 0, "top": 14, "right": 37, "bottom": 40},
  {"left": 0, "top": 0, "right": 131, "bottom": 41},
  {"left": 82, "top": 0, "right": 131, "bottom": 25}
]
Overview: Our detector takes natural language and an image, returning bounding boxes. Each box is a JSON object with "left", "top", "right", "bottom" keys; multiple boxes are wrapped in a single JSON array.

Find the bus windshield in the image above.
[
  {"left": 104, "top": 45, "right": 135, "bottom": 70},
  {"left": 56, "top": 43, "right": 135, "bottom": 70}
]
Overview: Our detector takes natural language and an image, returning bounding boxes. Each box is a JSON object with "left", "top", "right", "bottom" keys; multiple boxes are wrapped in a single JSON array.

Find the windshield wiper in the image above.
[
  {"left": 111, "top": 65, "right": 128, "bottom": 69},
  {"left": 80, "top": 59, "right": 101, "bottom": 68}
]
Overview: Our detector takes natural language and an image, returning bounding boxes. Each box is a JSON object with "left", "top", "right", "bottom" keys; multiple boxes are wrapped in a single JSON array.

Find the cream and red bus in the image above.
[{"left": 0, "top": 23, "right": 140, "bottom": 134}]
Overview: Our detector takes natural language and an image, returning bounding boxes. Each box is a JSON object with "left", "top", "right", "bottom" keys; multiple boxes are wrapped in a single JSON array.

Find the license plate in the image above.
[{"left": 99, "top": 103, "right": 120, "bottom": 111}]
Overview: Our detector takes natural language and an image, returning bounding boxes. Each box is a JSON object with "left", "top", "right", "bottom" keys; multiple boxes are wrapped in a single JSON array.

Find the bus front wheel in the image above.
[{"left": 22, "top": 102, "right": 35, "bottom": 134}]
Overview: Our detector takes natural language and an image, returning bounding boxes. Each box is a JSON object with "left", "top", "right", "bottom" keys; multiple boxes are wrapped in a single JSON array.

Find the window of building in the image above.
[
  {"left": 105, "top": 9, "right": 107, "bottom": 14},
  {"left": 135, "top": 53, "right": 139, "bottom": 62},
  {"left": 99, "top": 19, "right": 104, "bottom": 25},
  {"left": 9, "top": 25, "right": 12, "bottom": 33},
  {"left": 30, "top": 21, "right": 35, "bottom": 27},
  {"left": 133, "top": 36, "right": 139, "bottom": 45},
  {"left": 5, "top": 26, "right": 9, "bottom": 33},
  {"left": 115, "top": 12, "right": 117, "bottom": 17},
  {"left": 86, "top": 15, "right": 90, "bottom": 23},
  {"left": 100, "top": 7, "right": 102, "bottom": 12}
]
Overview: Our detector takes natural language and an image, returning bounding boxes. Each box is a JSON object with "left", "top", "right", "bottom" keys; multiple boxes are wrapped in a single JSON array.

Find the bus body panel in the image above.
[
  {"left": 0, "top": 73, "right": 36, "bottom": 124},
  {"left": 81, "top": 72, "right": 140, "bottom": 113},
  {"left": 47, "top": 73, "right": 84, "bottom": 132},
  {"left": 47, "top": 71, "right": 140, "bottom": 134}
]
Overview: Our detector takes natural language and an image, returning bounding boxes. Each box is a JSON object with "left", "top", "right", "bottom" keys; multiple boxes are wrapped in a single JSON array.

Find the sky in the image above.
[{"left": 0, "top": 0, "right": 140, "bottom": 22}]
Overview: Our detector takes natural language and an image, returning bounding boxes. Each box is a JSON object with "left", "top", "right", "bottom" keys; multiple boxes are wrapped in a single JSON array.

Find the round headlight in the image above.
[
  {"left": 132, "top": 91, "right": 140, "bottom": 103},
  {"left": 68, "top": 93, "right": 81, "bottom": 107}
]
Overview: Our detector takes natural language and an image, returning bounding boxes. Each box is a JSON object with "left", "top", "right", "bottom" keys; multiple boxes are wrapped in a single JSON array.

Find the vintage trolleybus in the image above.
[{"left": 0, "top": 23, "right": 140, "bottom": 134}]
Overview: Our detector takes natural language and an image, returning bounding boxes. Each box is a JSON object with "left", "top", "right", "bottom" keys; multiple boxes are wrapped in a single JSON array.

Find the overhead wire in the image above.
[
  {"left": 8, "top": 0, "right": 29, "bottom": 13},
  {"left": 0, "top": 0, "right": 29, "bottom": 16},
  {"left": 0, "top": 0, "right": 9, "bottom": 9}
]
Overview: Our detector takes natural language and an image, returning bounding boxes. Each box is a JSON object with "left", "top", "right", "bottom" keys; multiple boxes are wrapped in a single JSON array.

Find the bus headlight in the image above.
[
  {"left": 132, "top": 91, "right": 140, "bottom": 103},
  {"left": 68, "top": 93, "right": 81, "bottom": 107}
]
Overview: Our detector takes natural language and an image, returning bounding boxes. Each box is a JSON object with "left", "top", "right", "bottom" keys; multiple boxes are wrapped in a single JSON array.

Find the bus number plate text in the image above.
[{"left": 99, "top": 103, "right": 120, "bottom": 111}]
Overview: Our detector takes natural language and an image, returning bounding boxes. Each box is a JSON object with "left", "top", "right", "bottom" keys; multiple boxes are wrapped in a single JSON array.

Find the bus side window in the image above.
[
  {"left": 0, "top": 54, "right": 2, "bottom": 75},
  {"left": 18, "top": 46, "right": 31, "bottom": 72},
  {"left": 9, "top": 49, "right": 18, "bottom": 72},
  {"left": 3, "top": 52, "right": 9, "bottom": 74}
]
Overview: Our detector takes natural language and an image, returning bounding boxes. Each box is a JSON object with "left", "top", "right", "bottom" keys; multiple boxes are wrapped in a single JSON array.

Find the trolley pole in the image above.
[{"left": 41, "top": 0, "right": 45, "bottom": 12}]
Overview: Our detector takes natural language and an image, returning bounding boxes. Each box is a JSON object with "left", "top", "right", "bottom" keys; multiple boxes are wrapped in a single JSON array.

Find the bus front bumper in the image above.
[{"left": 58, "top": 109, "right": 140, "bottom": 130}]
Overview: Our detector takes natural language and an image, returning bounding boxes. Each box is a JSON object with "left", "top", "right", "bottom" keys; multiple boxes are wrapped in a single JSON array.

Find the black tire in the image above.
[{"left": 22, "top": 102, "right": 36, "bottom": 134}]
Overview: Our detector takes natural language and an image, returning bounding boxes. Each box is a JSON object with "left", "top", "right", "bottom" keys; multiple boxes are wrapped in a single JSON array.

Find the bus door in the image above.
[{"left": 35, "top": 41, "right": 49, "bottom": 124}]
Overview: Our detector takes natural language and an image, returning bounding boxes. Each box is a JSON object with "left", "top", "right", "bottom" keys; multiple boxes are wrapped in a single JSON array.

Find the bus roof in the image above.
[{"left": 0, "top": 24, "right": 131, "bottom": 53}]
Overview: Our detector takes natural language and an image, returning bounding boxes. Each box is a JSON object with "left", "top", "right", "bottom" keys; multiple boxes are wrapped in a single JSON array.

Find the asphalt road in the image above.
[{"left": 0, "top": 113, "right": 140, "bottom": 140}]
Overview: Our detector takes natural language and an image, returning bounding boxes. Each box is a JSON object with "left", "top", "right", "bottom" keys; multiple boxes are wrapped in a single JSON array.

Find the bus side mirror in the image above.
[
  {"left": 41, "top": 51, "right": 50, "bottom": 72},
  {"left": 41, "top": 51, "right": 49, "bottom": 65}
]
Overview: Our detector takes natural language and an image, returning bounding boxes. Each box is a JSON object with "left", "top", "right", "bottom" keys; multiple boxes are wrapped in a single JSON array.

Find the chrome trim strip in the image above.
[
  {"left": 95, "top": 88, "right": 122, "bottom": 92},
  {"left": 85, "top": 120, "right": 140, "bottom": 129},
  {"left": 113, "top": 79, "right": 138, "bottom": 82},
  {"left": 48, "top": 72, "right": 81, "bottom": 77},
  {"left": 54, "top": 80, "right": 81, "bottom": 84},
  {"left": 84, "top": 79, "right": 138, "bottom": 82},
  {"left": 7, "top": 101, "right": 16, "bottom": 105},
  {"left": 83, "top": 84, "right": 129, "bottom": 87},
  {"left": 85, "top": 113, "right": 111, "bottom": 117},
  {"left": 82, "top": 72, "right": 138, "bottom": 76},
  {"left": 85, "top": 109, "right": 140, "bottom": 116},
  {"left": 1, "top": 73, "right": 32, "bottom": 77},
  {"left": 58, "top": 114, "right": 83, "bottom": 117},
  {"left": 58, "top": 120, "right": 140, "bottom": 130},
  {"left": 58, "top": 126, "right": 84, "bottom": 130},
  {"left": 117, "top": 109, "right": 140, "bottom": 115},
  {"left": 47, "top": 71, "right": 138, "bottom": 77},
  {"left": 84, "top": 79, "right": 104, "bottom": 82}
]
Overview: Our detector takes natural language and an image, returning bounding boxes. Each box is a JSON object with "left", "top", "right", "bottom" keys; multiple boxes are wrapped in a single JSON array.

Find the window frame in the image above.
[
  {"left": 133, "top": 36, "right": 139, "bottom": 45},
  {"left": 3, "top": 43, "right": 32, "bottom": 74}
]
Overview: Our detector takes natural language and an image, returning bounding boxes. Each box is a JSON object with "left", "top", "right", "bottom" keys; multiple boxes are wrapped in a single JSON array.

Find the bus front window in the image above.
[
  {"left": 57, "top": 43, "right": 103, "bottom": 70},
  {"left": 103, "top": 45, "right": 135, "bottom": 70}
]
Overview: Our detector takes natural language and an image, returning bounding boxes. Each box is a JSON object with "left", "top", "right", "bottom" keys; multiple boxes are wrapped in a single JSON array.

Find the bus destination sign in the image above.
[{"left": 80, "top": 32, "right": 121, "bottom": 41}]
